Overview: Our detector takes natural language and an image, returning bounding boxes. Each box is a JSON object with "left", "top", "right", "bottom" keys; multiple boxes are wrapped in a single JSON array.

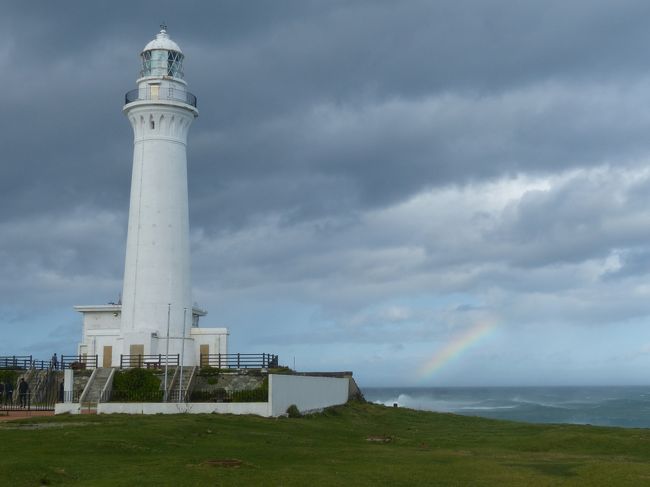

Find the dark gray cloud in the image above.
[{"left": 4, "top": 1, "right": 650, "bottom": 384}]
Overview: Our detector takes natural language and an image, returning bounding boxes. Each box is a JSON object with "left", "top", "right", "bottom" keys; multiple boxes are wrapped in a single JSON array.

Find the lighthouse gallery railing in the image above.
[{"left": 124, "top": 87, "right": 197, "bottom": 108}]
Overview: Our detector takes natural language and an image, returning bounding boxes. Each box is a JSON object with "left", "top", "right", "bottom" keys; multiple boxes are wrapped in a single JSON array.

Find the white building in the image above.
[{"left": 75, "top": 26, "right": 227, "bottom": 368}]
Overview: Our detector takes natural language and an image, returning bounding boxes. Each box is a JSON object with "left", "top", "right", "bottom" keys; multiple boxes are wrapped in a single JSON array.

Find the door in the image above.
[
  {"left": 103, "top": 346, "right": 112, "bottom": 368},
  {"left": 130, "top": 344, "right": 144, "bottom": 368},
  {"left": 200, "top": 344, "right": 209, "bottom": 367}
]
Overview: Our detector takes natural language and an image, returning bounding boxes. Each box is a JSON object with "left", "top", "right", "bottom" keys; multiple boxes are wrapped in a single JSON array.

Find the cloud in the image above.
[{"left": 4, "top": 2, "right": 650, "bottom": 384}]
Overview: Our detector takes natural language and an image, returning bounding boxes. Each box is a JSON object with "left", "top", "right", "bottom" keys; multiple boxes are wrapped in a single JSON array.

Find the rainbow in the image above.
[{"left": 417, "top": 321, "right": 497, "bottom": 379}]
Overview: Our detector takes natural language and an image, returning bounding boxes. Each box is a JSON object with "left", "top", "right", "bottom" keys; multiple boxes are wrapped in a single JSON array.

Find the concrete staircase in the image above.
[
  {"left": 80, "top": 368, "right": 114, "bottom": 412},
  {"left": 168, "top": 366, "right": 196, "bottom": 402},
  {"left": 6, "top": 370, "right": 61, "bottom": 407}
]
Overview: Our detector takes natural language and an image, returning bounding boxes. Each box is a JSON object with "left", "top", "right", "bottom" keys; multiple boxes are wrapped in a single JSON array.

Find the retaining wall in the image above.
[{"left": 55, "top": 373, "right": 350, "bottom": 417}]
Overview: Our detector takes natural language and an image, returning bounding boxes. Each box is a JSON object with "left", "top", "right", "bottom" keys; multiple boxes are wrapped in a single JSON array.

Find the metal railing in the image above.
[
  {"left": 61, "top": 355, "right": 98, "bottom": 370},
  {"left": 101, "top": 388, "right": 268, "bottom": 403},
  {"left": 0, "top": 356, "right": 64, "bottom": 370},
  {"left": 0, "top": 392, "right": 57, "bottom": 411},
  {"left": 199, "top": 353, "right": 279, "bottom": 369},
  {"left": 120, "top": 354, "right": 180, "bottom": 369},
  {"left": 101, "top": 389, "right": 165, "bottom": 403},
  {"left": 60, "top": 390, "right": 82, "bottom": 403},
  {"left": 190, "top": 388, "right": 268, "bottom": 403},
  {"left": 0, "top": 356, "right": 33, "bottom": 369},
  {"left": 124, "top": 87, "right": 197, "bottom": 108}
]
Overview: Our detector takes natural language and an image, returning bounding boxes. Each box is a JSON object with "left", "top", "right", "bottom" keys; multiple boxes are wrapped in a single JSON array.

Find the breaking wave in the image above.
[{"left": 363, "top": 386, "right": 650, "bottom": 428}]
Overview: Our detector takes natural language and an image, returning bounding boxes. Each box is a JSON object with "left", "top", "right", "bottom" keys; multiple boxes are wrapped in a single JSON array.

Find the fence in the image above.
[
  {"left": 189, "top": 388, "right": 268, "bottom": 403},
  {"left": 0, "top": 386, "right": 61, "bottom": 411},
  {"left": 61, "top": 390, "right": 82, "bottom": 403},
  {"left": 0, "top": 356, "right": 33, "bottom": 369},
  {"left": 120, "top": 354, "right": 180, "bottom": 369},
  {"left": 100, "top": 388, "right": 268, "bottom": 403},
  {"left": 61, "top": 355, "right": 98, "bottom": 370},
  {"left": 0, "top": 356, "right": 69, "bottom": 371},
  {"left": 199, "top": 353, "right": 279, "bottom": 369}
]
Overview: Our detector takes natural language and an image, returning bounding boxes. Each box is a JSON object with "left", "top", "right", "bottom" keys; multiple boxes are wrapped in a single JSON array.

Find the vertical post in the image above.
[
  {"left": 179, "top": 307, "right": 187, "bottom": 403},
  {"left": 163, "top": 303, "right": 171, "bottom": 402}
]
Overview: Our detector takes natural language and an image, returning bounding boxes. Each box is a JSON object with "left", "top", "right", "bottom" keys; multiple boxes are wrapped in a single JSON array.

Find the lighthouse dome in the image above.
[{"left": 140, "top": 25, "right": 184, "bottom": 79}]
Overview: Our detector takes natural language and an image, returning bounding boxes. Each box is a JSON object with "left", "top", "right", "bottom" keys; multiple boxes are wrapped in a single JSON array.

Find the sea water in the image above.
[{"left": 363, "top": 386, "right": 650, "bottom": 428}]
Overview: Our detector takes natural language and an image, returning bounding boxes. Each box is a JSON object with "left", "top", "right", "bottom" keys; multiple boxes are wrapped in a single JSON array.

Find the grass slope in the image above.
[{"left": 2, "top": 402, "right": 650, "bottom": 486}]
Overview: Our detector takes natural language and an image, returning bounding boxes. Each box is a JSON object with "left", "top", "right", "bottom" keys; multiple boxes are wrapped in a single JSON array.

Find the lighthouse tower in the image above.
[
  {"left": 75, "top": 27, "right": 227, "bottom": 368},
  {"left": 120, "top": 25, "right": 197, "bottom": 364}
]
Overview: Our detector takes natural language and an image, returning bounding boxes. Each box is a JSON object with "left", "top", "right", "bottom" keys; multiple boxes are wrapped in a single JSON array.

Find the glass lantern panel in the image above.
[{"left": 167, "top": 51, "right": 184, "bottom": 78}]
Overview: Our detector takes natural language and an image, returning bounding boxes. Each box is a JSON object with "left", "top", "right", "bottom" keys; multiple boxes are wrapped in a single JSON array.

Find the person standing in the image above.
[
  {"left": 18, "top": 378, "right": 28, "bottom": 408},
  {"left": 51, "top": 353, "right": 58, "bottom": 370},
  {"left": 5, "top": 380, "right": 13, "bottom": 405}
]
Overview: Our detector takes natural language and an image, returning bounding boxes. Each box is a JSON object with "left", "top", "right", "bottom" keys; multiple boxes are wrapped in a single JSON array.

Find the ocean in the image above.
[{"left": 363, "top": 386, "right": 650, "bottom": 428}]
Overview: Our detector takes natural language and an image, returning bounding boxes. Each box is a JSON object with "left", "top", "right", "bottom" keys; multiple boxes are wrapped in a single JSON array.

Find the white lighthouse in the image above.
[{"left": 75, "top": 26, "right": 228, "bottom": 367}]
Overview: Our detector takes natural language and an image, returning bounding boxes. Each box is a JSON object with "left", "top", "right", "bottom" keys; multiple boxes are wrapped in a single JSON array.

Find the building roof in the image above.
[{"left": 143, "top": 26, "right": 182, "bottom": 54}]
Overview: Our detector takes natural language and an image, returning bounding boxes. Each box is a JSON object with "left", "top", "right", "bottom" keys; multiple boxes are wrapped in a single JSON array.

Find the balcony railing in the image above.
[
  {"left": 124, "top": 87, "right": 197, "bottom": 108},
  {"left": 120, "top": 354, "right": 180, "bottom": 369},
  {"left": 199, "top": 353, "right": 279, "bottom": 369}
]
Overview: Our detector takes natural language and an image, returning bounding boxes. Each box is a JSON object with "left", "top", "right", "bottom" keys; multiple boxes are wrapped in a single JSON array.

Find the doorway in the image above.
[
  {"left": 103, "top": 346, "right": 112, "bottom": 368},
  {"left": 130, "top": 344, "right": 144, "bottom": 367},
  {"left": 200, "top": 344, "right": 209, "bottom": 367}
]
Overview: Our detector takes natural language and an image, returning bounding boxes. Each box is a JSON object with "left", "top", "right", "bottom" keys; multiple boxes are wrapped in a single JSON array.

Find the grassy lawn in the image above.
[{"left": 2, "top": 402, "right": 650, "bottom": 486}]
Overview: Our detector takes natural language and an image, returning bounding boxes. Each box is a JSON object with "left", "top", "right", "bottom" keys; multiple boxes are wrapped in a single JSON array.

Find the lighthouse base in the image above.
[{"left": 74, "top": 305, "right": 228, "bottom": 368}]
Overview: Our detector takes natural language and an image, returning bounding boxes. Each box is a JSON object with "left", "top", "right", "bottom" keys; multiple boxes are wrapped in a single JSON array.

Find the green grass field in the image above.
[{"left": 2, "top": 402, "right": 650, "bottom": 486}]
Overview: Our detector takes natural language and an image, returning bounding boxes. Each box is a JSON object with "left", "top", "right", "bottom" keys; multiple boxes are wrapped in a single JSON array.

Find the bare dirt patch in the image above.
[{"left": 366, "top": 435, "right": 392, "bottom": 443}]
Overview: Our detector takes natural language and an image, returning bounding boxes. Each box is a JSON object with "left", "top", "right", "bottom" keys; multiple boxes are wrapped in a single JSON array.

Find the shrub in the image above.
[
  {"left": 268, "top": 367, "right": 293, "bottom": 375},
  {"left": 198, "top": 367, "right": 221, "bottom": 377},
  {"left": 0, "top": 370, "right": 18, "bottom": 385},
  {"left": 113, "top": 369, "right": 160, "bottom": 394},
  {"left": 286, "top": 405, "right": 302, "bottom": 418}
]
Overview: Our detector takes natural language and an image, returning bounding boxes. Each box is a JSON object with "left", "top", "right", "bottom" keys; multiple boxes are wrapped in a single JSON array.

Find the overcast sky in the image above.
[{"left": 4, "top": 1, "right": 650, "bottom": 386}]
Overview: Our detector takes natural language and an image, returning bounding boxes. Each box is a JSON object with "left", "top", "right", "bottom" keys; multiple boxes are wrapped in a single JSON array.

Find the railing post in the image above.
[{"left": 237, "top": 353, "right": 240, "bottom": 368}]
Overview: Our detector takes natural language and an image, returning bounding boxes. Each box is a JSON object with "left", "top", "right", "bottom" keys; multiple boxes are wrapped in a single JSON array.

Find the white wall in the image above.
[
  {"left": 55, "top": 403, "right": 81, "bottom": 415},
  {"left": 269, "top": 374, "right": 349, "bottom": 416},
  {"left": 55, "top": 374, "right": 350, "bottom": 417},
  {"left": 97, "top": 402, "right": 269, "bottom": 416}
]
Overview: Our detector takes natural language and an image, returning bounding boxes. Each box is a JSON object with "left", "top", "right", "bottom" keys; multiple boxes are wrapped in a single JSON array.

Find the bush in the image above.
[
  {"left": 269, "top": 367, "right": 293, "bottom": 375},
  {"left": 198, "top": 367, "right": 221, "bottom": 377},
  {"left": 286, "top": 405, "right": 302, "bottom": 418},
  {"left": 113, "top": 369, "right": 161, "bottom": 394},
  {"left": 0, "top": 370, "right": 18, "bottom": 385}
]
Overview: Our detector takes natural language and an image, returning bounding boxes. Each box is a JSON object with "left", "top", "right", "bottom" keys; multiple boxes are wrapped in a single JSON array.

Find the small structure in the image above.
[{"left": 75, "top": 26, "right": 227, "bottom": 367}]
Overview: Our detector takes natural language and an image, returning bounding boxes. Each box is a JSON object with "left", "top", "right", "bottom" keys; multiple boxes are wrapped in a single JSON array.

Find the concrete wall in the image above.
[
  {"left": 55, "top": 373, "right": 350, "bottom": 417},
  {"left": 55, "top": 403, "right": 81, "bottom": 414},
  {"left": 98, "top": 402, "right": 269, "bottom": 416},
  {"left": 269, "top": 374, "right": 349, "bottom": 416}
]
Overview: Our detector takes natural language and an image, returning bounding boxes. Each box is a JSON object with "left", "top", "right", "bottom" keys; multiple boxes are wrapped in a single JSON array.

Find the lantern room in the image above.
[{"left": 140, "top": 24, "right": 184, "bottom": 79}]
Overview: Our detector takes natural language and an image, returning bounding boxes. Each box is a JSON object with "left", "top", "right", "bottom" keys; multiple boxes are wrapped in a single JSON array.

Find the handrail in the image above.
[
  {"left": 124, "top": 86, "right": 197, "bottom": 108},
  {"left": 61, "top": 355, "right": 98, "bottom": 370},
  {"left": 199, "top": 353, "right": 279, "bottom": 369},
  {"left": 120, "top": 354, "right": 180, "bottom": 369},
  {"left": 0, "top": 356, "right": 32, "bottom": 369}
]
